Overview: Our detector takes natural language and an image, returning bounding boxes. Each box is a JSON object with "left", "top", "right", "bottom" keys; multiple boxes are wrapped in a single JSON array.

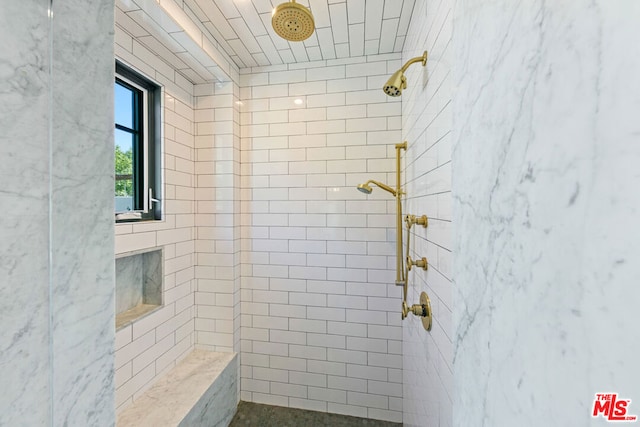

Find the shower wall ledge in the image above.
[{"left": 117, "top": 350, "right": 238, "bottom": 427}]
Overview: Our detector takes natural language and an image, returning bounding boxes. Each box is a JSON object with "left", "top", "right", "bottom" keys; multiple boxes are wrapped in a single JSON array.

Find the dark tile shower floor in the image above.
[{"left": 229, "top": 401, "right": 401, "bottom": 427}]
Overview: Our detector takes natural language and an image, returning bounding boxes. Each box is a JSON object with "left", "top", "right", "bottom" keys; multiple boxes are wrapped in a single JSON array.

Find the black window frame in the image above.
[{"left": 115, "top": 61, "right": 161, "bottom": 222}]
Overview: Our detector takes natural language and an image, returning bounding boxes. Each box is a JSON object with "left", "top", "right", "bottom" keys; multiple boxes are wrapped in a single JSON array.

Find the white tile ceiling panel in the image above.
[
  {"left": 364, "top": 0, "right": 384, "bottom": 40},
  {"left": 329, "top": 2, "right": 348, "bottom": 44},
  {"left": 349, "top": 22, "right": 365, "bottom": 57},
  {"left": 347, "top": 0, "right": 365, "bottom": 24},
  {"left": 379, "top": 18, "right": 399, "bottom": 53},
  {"left": 190, "top": 0, "right": 415, "bottom": 68}
]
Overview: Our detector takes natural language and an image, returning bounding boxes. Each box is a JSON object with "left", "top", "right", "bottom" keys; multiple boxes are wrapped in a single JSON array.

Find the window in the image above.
[{"left": 114, "top": 62, "right": 161, "bottom": 221}]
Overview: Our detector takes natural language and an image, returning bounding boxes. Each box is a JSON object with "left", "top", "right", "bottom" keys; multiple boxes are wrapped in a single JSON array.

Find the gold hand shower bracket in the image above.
[
  {"left": 406, "top": 214, "right": 428, "bottom": 229},
  {"left": 407, "top": 256, "right": 428, "bottom": 271},
  {"left": 355, "top": 141, "right": 406, "bottom": 288}
]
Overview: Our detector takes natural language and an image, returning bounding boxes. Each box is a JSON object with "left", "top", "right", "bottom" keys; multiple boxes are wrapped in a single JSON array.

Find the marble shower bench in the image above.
[{"left": 117, "top": 350, "right": 238, "bottom": 427}]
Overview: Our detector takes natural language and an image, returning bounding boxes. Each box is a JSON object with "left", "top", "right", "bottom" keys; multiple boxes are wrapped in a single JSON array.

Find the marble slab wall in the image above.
[
  {"left": 0, "top": 1, "right": 115, "bottom": 425},
  {"left": 452, "top": 2, "right": 640, "bottom": 425},
  {"left": 0, "top": 1, "right": 51, "bottom": 425}
]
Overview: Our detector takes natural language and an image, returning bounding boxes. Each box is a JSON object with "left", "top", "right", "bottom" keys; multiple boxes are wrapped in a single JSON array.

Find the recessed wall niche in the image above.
[{"left": 115, "top": 248, "right": 163, "bottom": 329}]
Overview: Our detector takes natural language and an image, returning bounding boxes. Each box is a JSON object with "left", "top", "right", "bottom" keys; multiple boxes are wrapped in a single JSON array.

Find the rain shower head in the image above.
[
  {"left": 272, "top": 0, "right": 315, "bottom": 42},
  {"left": 356, "top": 180, "right": 397, "bottom": 197},
  {"left": 383, "top": 51, "right": 428, "bottom": 97}
]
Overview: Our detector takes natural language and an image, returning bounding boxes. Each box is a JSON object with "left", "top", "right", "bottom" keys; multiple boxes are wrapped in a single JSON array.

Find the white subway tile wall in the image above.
[
  {"left": 194, "top": 79, "right": 242, "bottom": 357},
  {"left": 239, "top": 54, "right": 403, "bottom": 423},
  {"left": 114, "top": 18, "right": 197, "bottom": 411},
  {"left": 401, "top": 1, "right": 453, "bottom": 426}
]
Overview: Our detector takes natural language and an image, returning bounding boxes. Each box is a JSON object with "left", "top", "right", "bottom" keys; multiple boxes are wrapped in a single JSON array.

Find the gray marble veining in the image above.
[
  {"left": 0, "top": 2, "right": 51, "bottom": 425},
  {"left": 0, "top": 1, "right": 115, "bottom": 426},
  {"left": 452, "top": 2, "right": 640, "bottom": 426},
  {"left": 50, "top": 1, "right": 115, "bottom": 425}
]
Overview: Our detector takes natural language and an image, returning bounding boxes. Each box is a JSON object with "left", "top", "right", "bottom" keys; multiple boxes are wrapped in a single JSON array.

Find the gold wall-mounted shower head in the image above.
[
  {"left": 383, "top": 51, "right": 428, "bottom": 97},
  {"left": 272, "top": 0, "right": 315, "bottom": 42}
]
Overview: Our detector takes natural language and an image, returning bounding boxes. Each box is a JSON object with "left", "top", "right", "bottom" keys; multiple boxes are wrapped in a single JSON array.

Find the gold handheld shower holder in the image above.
[
  {"left": 355, "top": 142, "right": 406, "bottom": 287},
  {"left": 406, "top": 214, "right": 428, "bottom": 229},
  {"left": 407, "top": 255, "right": 428, "bottom": 271}
]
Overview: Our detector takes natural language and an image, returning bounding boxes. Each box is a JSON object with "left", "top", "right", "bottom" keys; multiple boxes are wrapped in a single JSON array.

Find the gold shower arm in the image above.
[
  {"left": 399, "top": 51, "right": 427, "bottom": 73},
  {"left": 362, "top": 180, "right": 397, "bottom": 197}
]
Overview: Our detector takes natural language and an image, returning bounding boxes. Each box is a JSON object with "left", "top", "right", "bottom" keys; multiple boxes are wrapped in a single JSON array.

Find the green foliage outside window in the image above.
[{"left": 115, "top": 145, "right": 133, "bottom": 196}]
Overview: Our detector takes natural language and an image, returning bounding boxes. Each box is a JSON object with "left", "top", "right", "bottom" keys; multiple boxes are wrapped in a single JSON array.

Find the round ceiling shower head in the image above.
[{"left": 272, "top": 0, "right": 315, "bottom": 42}]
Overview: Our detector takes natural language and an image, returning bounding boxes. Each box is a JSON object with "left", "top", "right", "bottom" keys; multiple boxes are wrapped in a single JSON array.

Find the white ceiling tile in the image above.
[
  {"left": 233, "top": 0, "right": 269, "bottom": 36},
  {"left": 228, "top": 38, "right": 259, "bottom": 67},
  {"left": 290, "top": 42, "right": 310, "bottom": 63},
  {"left": 383, "top": 0, "right": 402, "bottom": 19},
  {"left": 228, "top": 17, "right": 263, "bottom": 53},
  {"left": 364, "top": 0, "right": 384, "bottom": 41},
  {"left": 303, "top": 31, "right": 320, "bottom": 47},
  {"left": 393, "top": 36, "right": 405, "bottom": 52},
  {"left": 335, "top": 43, "right": 349, "bottom": 58},
  {"left": 397, "top": 0, "right": 415, "bottom": 37},
  {"left": 252, "top": 0, "right": 276, "bottom": 14},
  {"left": 379, "top": 18, "right": 399, "bottom": 53},
  {"left": 309, "top": 0, "right": 331, "bottom": 28},
  {"left": 183, "top": 0, "right": 208, "bottom": 23},
  {"left": 279, "top": 49, "right": 296, "bottom": 63},
  {"left": 230, "top": 54, "right": 244, "bottom": 67},
  {"left": 178, "top": 67, "right": 207, "bottom": 84},
  {"left": 346, "top": 0, "right": 365, "bottom": 24},
  {"left": 203, "top": 22, "right": 237, "bottom": 56},
  {"left": 306, "top": 46, "right": 322, "bottom": 62},
  {"left": 117, "top": 0, "right": 139, "bottom": 13},
  {"left": 255, "top": 34, "right": 284, "bottom": 64},
  {"left": 316, "top": 27, "right": 336, "bottom": 60},
  {"left": 253, "top": 52, "right": 271, "bottom": 66},
  {"left": 138, "top": 35, "right": 189, "bottom": 69},
  {"left": 161, "top": 0, "right": 414, "bottom": 69},
  {"left": 364, "top": 39, "right": 378, "bottom": 55},
  {"left": 329, "top": 2, "right": 348, "bottom": 44},
  {"left": 348, "top": 23, "right": 364, "bottom": 57},
  {"left": 213, "top": 0, "right": 241, "bottom": 18},
  {"left": 120, "top": 10, "right": 152, "bottom": 38},
  {"left": 196, "top": 1, "right": 238, "bottom": 39}
]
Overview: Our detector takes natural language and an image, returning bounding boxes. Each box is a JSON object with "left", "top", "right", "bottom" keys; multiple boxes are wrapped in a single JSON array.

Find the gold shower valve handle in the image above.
[
  {"left": 406, "top": 255, "right": 428, "bottom": 271},
  {"left": 401, "top": 292, "right": 432, "bottom": 331},
  {"left": 405, "top": 214, "right": 428, "bottom": 229}
]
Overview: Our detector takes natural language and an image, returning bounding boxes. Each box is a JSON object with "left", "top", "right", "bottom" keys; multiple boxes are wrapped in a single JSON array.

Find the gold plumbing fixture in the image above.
[
  {"left": 383, "top": 51, "right": 427, "bottom": 97},
  {"left": 272, "top": 0, "right": 315, "bottom": 42},
  {"left": 402, "top": 292, "right": 432, "bottom": 330},
  {"left": 407, "top": 256, "right": 428, "bottom": 271},
  {"left": 405, "top": 214, "right": 428, "bottom": 228},
  {"left": 356, "top": 180, "right": 397, "bottom": 197},
  {"left": 355, "top": 141, "right": 433, "bottom": 332},
  {"left": 356, "top": 142, "right": 406, "bottom": 287}
]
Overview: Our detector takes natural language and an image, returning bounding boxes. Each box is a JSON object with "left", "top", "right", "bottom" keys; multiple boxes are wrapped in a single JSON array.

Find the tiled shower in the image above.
[{"left": 2, "top": 1, "right": 639, "bottom": 427}]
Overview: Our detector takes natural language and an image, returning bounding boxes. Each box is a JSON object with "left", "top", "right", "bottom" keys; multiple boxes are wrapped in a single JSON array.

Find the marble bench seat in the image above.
[{"left": 117, "top": 350, "right": 238, "bottom": 427}]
